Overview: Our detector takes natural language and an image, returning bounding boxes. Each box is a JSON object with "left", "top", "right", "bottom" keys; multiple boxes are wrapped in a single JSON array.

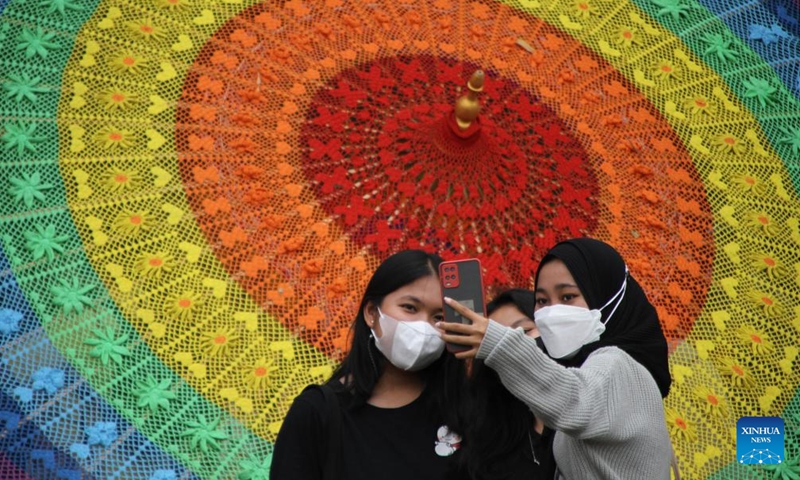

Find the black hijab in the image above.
[{"left": 534, "top": 238, "right": 672, "bottom": 397}]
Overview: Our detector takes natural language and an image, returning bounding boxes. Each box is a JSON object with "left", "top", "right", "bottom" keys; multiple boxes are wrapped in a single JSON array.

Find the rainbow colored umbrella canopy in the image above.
[{"left": 1, "top": 0, "right": 799, "bottom": 478}]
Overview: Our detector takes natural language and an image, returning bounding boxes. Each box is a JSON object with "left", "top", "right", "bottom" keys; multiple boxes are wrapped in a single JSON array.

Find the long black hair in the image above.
[
  {"left": 329, "top": 249, "right": 465, "bottom": 428},
  {"left": 461, "top": 289, "right": 542, "bottom": 479}
]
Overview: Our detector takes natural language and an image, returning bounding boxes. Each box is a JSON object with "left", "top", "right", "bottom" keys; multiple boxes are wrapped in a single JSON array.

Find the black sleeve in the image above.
[{"left": 270, "top": 388, "right": 328, "bottom": 480}]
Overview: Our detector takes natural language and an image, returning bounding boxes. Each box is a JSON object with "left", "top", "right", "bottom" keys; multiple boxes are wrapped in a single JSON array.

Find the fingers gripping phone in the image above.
[{"left": 439, "top": 259, "right": 486, "bottom": 353}]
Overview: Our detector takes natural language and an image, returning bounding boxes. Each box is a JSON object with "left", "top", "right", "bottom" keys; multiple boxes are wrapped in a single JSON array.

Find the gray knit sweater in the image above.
[{"left": 476, "top": 320, "right": 672, "bottom": 480}]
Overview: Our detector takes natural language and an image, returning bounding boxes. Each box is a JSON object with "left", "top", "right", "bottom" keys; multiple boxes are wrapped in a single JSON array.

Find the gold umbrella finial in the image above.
[{"left": 454, "top": 70, "right": 485, "bottom": 130}]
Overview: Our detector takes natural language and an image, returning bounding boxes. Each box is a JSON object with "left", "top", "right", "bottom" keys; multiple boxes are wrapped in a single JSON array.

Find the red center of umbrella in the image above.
[{"left": 299, "top": 56, "right": 599, "bottom": 274}]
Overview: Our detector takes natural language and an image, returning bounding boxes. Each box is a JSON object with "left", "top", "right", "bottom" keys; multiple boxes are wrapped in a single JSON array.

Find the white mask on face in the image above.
[
  {"left": 534, "top": 268, "right": 628, "bottom": 359},
  {"left": 371, "top": 308, "right": 445, "bottom": 371}
]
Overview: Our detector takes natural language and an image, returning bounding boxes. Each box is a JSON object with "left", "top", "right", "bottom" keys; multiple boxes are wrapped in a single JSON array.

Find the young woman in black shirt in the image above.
[
  {"left": 459, "top": 289, "right": 557, "bottom": 480},
  {"left": 270, "top": 250, "right": 466, "bottom": 480}
]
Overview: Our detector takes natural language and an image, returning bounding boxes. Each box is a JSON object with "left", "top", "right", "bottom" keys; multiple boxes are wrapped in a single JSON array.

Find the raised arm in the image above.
[
  {"left": 438, "top": 298, "right": 652, "bottom": 440},
  {"left": 477, "top": 320, "right": 617, "bottom": 438}
]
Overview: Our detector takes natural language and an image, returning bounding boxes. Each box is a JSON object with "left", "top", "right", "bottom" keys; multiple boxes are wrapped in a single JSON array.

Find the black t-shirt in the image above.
[
  {"left": 488, "top": 427, "right": 555, "bottom": 480},
  {"left": 454, "top": 426, "right": 555, "bottom": 480},
  {"left": 270, "top": 386, "right": 462, "bottom": 480}
]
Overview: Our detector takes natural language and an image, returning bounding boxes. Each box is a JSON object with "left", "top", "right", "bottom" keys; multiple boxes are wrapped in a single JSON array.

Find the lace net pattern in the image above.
[{"left": 0, "top": 0, "right": 798, "bottom": 478}]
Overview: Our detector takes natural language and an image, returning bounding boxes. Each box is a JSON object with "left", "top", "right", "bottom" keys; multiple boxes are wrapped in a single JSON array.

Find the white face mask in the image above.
[
  {"left": 371, "top": 308, "right": 445, "bottom": 371},
  {"left": 534, "top": 268, "right": 628, "bottom": 359}
]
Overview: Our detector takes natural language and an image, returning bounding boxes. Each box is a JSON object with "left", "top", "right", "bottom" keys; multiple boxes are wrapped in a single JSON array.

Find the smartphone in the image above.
[{"left": 439, "top": 259, "right": 486, "bottom": 353}]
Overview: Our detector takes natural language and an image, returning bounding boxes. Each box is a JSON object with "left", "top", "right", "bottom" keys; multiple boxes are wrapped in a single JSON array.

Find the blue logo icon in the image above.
[{"left": 737, "top": 417, "right": 784, "bottom": 465}]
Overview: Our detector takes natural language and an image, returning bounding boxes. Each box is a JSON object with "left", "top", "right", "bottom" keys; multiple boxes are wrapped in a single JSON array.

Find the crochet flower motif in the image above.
[
  {"left": 104, "top": 167, "right": 140, "bottom": 191},
  {"left": 778, "top": 126, "right": 800, "bottom": 155},
  {"left": 683, "top": 96, "right": 716, "bottom": 116},
  {"left": 244, "top": 357, "right": 277, "bottom": 390},
  {"left": 127, "top": 20, "right": 166, "bottom": 41},
  {"left": 665, "top": 407, "right": 696, "bottom": 443},
  {"left": 749, "top": 24, "right": 790, "bottom": 45},
  {"left": 730, "top": 173, "right": 769, "bottom": 195},
  {"left": 85, "top": 421, "right": 118, "bottom": 447},
  {"left": 134, "top": 377, "right": 176, "bottom": 413},
  {"left": 137, "top": 252, "right": 173, "bottom": 278},
  {"left": 85, "top": 327, "right": 131, "bottom": 366},
  {"left": 572, "top": 0, "right": 594, "bottom": 18},
  {"left": 99, "top": 88, "right": 139, "bottom": 111},
  {"left": 109, "top": 52, "right": 149, "bottom": 74},
  {"left": 155, "top": 0, "right": 192, "bottom": 9},
  {"left": 749, "top": 291, "right": 784, "bottom": 318},
  {"left": 717, "top": 357, "right": 755, "bottom": 388},
  {"left": 94, "top": 126, "right": 135, "bottom": 150},
  {"left": 0, "top": 308, "right": 23, "bottom": 335},
  {"left": 181, "top": 415, "right": 228, "bottom": 453},
  {"left": 744, "top": 212, "right": 783, "bottom": 237},
  {"left": 37, "top": 0, "right": 85, "bottom": 16},
  {"left": 10, "top": 173, "right": 54, "bottom": 207},
  {"left": 23, "top": 225, "right": 70, "bottom": 261},
  {"left": 114, "top": 210, "right": 154, "bottom": 236},
  {"left": 16, "top": 27, "right": 60, "bottom": 59},
  {"left": 652, "top": 60, "right": 681, "bottom": 81},
  {"left": 712, "top": 134, "right": 747, "bottom": 155},
  {"left": 167, "top": 291, "right": 202, "bottom": 320},
  {"left": 203, "top": 328, "right": 238, "bottom": 356},
  {"left": 693, "top": 386, "right": 728, "bottom": 418},
  {"left": 239, "top": 455, "right": 271, "bottom": 480},
  {"left": 742, "top": 76, "right": 778, "bottom": 108},
  {"left": 736, "top": 325, "right": 774, "bottom": 355},
  {"left": 51, "top": 278, "right": 94, "bottom": 314},
  {"left": 3, "top": 73, "right": 50, "bottom": 104},
  {"left": 2, "top": 122, "right": 46, "bottom": 155},
  {"left": 613, "top": 26, "right": 640, "bottom": 48},
  {"left": 763, "top": 455, "right": 800, "bottom": 478},
  {"left": 651, "top": 0, "right": 690, "bottom": 21},
  {"left": 32, "top": 367, "right": 65, "bottom": 394},
  {"left": 700, "top": 32, "right": 739, "bottom": 62},
  {"left": 749, "top": 252, "right": 789, "bottom": 280}
]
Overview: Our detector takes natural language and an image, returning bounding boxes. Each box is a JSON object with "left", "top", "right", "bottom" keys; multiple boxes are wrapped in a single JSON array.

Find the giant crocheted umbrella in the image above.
[{"left": 1, "top": 0, "right": 799, "bottom": 478}]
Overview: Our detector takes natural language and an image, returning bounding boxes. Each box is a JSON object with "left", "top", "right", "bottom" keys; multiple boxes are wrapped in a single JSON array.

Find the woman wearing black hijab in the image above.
[{"left": 440, "top": 238, "right": 673, "bottom": 479}]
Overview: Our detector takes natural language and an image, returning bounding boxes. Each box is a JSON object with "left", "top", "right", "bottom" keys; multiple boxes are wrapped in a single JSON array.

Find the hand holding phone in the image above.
[{"left": 439, "top": 259, "right": 486, "bottom": 353}]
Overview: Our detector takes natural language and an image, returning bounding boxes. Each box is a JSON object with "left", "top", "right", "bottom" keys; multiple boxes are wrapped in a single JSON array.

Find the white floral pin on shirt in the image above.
[{"left": 434, "top": 425, "right": 462, "bottom": 457}]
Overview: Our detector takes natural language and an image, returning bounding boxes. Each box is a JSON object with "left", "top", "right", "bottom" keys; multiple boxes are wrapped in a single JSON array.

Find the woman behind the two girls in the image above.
[
  {"left": 441, "top": 238, "right": 673, "bottom": 479},
  {"left": 460, "top": 289, "right": 557, "bottom": 480},
  {"left": 270, "top": 250, "right": 466, "bottom": 480}
]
